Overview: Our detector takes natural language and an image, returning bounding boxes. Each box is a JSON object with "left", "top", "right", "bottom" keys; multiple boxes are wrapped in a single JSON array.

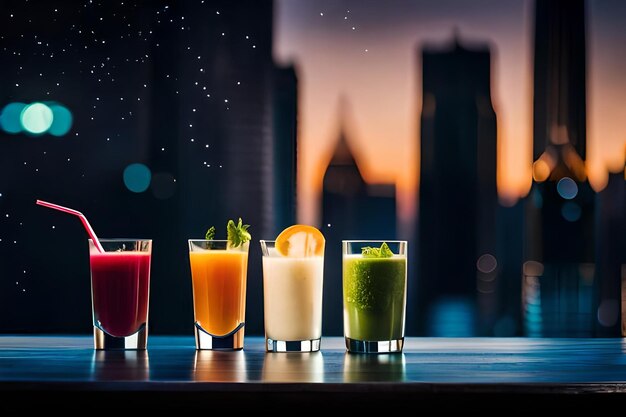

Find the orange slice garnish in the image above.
[{"left": 275, "top": 224, "right": 325, "bottom": 257}]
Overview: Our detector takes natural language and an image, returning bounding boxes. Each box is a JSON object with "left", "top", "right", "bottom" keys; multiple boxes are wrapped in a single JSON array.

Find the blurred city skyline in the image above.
[
  {"left": 275, "top": 0, "right": 626, "bottom": 226},
  {"left": 0, "top": 0, "right": 624, "bottom": 337}
]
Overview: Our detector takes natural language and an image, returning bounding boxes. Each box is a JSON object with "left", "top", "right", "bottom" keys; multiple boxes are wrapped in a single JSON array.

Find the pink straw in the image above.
[{"left": 36, "top": 200, "right": 105, "bottom": 253}]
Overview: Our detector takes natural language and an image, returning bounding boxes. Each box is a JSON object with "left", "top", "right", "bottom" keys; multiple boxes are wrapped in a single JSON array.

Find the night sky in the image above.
[{"left": 0, "top": 0, "right": 275, "bottom": 334}]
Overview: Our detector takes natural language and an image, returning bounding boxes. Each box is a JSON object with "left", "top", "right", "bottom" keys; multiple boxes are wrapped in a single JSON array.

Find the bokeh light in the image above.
[
  {"left": 532, "top": 160, "right": 550, "bottom": 182},
  {"left": 561, "top": 201, "right": 582, "bottom": 222},
  {"left": 597, "top": 299, "right": 619, "bottom": 327},
  {"left": 123, "top": 163, "right": 152, "bottom": 193},
  {"left": 523, "top": 261, "right": 544, "bottom": 276},
  {"left": 556, "top": 177, "right": 578, "bottom": 200},
  {"left": 20, "top": 102, "right": 53, "bottom": 134},
  {"left": 0, "top": 102, "right": 72, "bottom": 136},
  {"left": 476, "top": 254, "right": 497, "bottom": 273},
  {"left": 48, "top": 104, "right": 73, "bottom": 136},
  {"left": 0, "top": 102, "right": 27, "bottom": 134}
]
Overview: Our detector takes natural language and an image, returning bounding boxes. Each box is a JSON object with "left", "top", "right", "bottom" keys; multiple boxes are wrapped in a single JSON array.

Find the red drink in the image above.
[{"left": 90, "top": 251, "right": 151, "bottom": 337}]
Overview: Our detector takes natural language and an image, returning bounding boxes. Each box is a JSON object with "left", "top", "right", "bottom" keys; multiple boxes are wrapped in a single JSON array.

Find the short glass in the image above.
[
  {"left": 188, "top": 240, "right": 249, "bottom": 350},
  {"left": 260, "top": 240, "right": 324, "bottom": 352},
  {"left": 89, "top": 239, "right": 152, "bottom": 350},
  {"left": 342, "top": 240, "right": 407, "bottom": 353}
]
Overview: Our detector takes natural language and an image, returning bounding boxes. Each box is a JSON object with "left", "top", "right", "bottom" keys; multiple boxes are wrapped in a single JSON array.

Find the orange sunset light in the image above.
[{"left": 275, "top": 0, "right": 625, "bottom": 225}]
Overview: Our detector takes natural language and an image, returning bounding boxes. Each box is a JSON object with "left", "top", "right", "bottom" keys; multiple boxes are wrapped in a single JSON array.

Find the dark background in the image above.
[
  {"left": 0, "top": 0, "right": 624, "bottom": 337},
  {"left": 0, "top": 0, "right": 289, "bottom": 335}
]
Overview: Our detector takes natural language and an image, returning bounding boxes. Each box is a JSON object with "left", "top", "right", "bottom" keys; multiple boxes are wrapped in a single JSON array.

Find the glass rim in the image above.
[
  {"left": 89, "top": 238, "right": 152, "bottom": 242},
  {"left": 259, "top": 239, "right": 275, "bottom": 243},
  {"left": 342, "top": 240, "right": 407, "bottom": 244}
]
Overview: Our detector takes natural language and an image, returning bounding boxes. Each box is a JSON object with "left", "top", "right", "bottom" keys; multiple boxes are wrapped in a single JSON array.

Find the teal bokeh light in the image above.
[
  {"left": 556, "top": 177, "right": 578, "bottom": 200},
  {"left": 561, "top": 201, "right": 582, "bottom": 222},
  {"left": 1, "top": 101, "right": 72, "bottom": 136},
  {"left": 48, "top": 105, "right": 73, "bottom": 136},
  {"left": 0, "top": 102, "right": 27, "bottom": 134},
  {"left": 123, "top": 163, "right": 152, "bottom": 193},
  {"left": 20, "top": 102, "right": 53, "bottom": 134}
]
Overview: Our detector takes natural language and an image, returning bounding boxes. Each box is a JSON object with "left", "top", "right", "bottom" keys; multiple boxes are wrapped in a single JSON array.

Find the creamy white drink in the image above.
[{"left": 262, "top": 253, "right": 324, "bottom": 341}]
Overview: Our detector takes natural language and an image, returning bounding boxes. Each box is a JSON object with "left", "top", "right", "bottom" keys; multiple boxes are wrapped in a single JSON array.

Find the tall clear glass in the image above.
[
  {"left": 188, "top": 240, "right": 249, "bottom": 350},
  {"left": 260, "top": 240, "right": 324, "bottom": 352},
  {"left": 342, "top": 240, "right": 407, "bottom": 353},
  {"left": 89, "top": 239, "right": 152, "bottom": 350}
]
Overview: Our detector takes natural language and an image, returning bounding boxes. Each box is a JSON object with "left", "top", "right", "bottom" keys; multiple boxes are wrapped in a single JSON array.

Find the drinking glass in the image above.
[
  {"left": 89, "top": 239, "right": 152, "bottom": 350},
  {"left": 260, "top": 240, "right": 324, "bottom": 352},
  {"left": 342, "top": 240, "right": 407, "bottom": 353},
  {"left": 188, "top": 240, "right": 249, "bottom": 350}
]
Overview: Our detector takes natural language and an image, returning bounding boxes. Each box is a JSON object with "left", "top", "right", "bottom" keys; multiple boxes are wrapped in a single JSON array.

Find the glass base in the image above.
[
  {"left": 266, "top": 338, "right": 321, "bottom": 352},
  {"left": 195, "top": 322, "right": 245, "bottom": 350},
  {"left": 94, "top": 324, "right": 147, "bottom": 350},
  {"left": 345, "top": 337, "right": 404, "bottom": 353}
]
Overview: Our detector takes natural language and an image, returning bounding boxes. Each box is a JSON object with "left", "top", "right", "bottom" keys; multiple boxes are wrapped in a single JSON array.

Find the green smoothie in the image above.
[{"left": 342, "top": 255, "right": 407, "bottom": 341}]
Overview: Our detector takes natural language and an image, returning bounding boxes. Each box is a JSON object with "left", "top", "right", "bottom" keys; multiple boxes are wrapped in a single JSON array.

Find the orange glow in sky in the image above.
[
  {"left": 588, "top": 0, "right": 626, "bottom": 190},
  {"left": 275, "top": 0, "right": 626, "bottom": 225}
]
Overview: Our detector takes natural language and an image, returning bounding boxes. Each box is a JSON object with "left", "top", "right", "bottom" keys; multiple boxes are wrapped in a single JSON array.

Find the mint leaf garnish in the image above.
[
  {"left": 379, "top": 242, "right": 393, "bottom": 258},
  {"left": 361, "top": 242, "right": 393, "bottom": 258},
  {"left": 205, "top": 226, "right": 216, "bottom": 240},
  {"left": 227, "top": 218, "right": 251, "bottom": 248}
]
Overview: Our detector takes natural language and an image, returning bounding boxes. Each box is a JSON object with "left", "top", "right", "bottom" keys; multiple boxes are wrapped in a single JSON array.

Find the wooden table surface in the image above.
[{"left": 2, "top": 336, "right": 626, "bottom": 409}]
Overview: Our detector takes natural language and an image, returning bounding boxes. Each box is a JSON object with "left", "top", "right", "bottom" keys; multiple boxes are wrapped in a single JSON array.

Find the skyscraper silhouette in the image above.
[
  {"left": 322, "top": 101, "right": 396, "bottom": 335},
  {"left": 595, "top": 172, "right": 625, "bottom": 336},
  {"left": 417, "top": 35, "right": 497, "bottom": 336},
  {"left": 524, "top": 0, "right": 595, "bottom": 337},
  {"left": 272, "top": 65, "right": 298, "bottom": 235},
  {"left": 533, "top": 0, "right": 587, "bottom": 161}
]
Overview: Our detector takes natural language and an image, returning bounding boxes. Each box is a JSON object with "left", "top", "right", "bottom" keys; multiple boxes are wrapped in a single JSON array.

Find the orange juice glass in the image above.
[{"left": 188, "top": 240, "right": 249, "bottom": 350}]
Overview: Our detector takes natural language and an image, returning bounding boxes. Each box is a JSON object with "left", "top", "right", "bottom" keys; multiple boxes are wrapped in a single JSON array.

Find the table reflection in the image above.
[
  {"left": 343, "top": 353, "right": 406, "bottom": 382},
  {"left": 262, "top": 352, "right": 324, "bottom": 382},
  {"left": 193, "top": 350, "right": 248, "bottom": 382},
  {"left": 91, "top": 351, "right": 150, "bottom": 381}
]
